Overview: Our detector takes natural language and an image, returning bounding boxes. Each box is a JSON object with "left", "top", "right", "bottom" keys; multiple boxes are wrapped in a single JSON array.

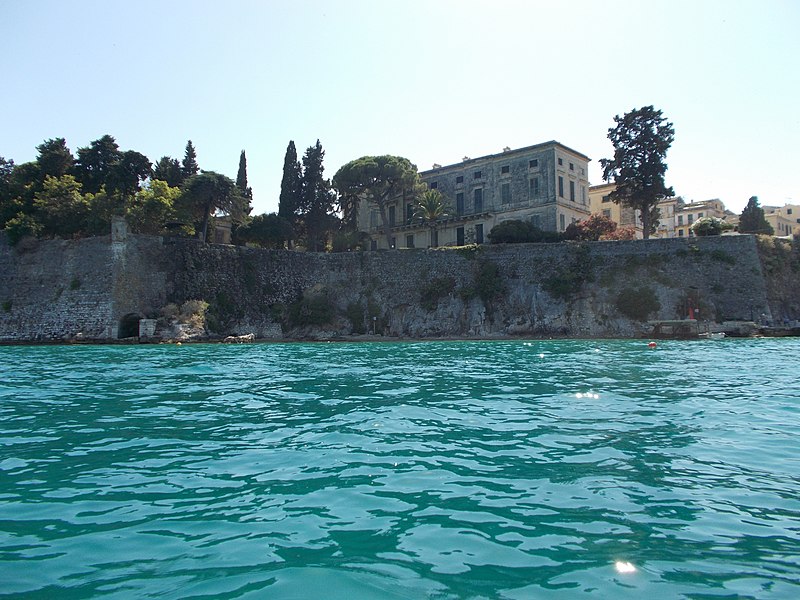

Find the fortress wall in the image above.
[{"left": 0, "top": 231, "right": 786, "bottom": 342}]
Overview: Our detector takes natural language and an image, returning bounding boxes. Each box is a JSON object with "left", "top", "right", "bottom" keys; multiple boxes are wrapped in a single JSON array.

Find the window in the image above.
[
  {"left": 390, "top": 236, "right": 396, "bottom": 248},
  {"left": 406, "top": 203, "right": 414, "bottom": 224},
  {"left": 474, "top": 170, "right": 482, "bottom": 179},
  {"left": 581, "top": 186, "right": 586, "bottom": 205},
  {"left": 430, "top": 181, "right": 438, "bottom": 189},
  {"left": 558, "top": 176, "right": 564, "bottom": 198},
  {"left": 678, "top": 230, "right": 684, "bottom": 237},
  {"left": 698, "top": 212, "right": 704, "bottom": 218},
  {"left": 431, "top": 229, "right": 438, "bottom": 247},
  {"left": 370, "top": 239, "right": 377, "bottom": 251},
  {"left": 475, "top": 224, "right": 484, "bottom": 244},
  {"left": 406, "top": 234, "right": 414, "bottom": 248},
  {"left": 602, "top": 209, "right": 611, "bottom": 218},
  {"left": 788, "top": 208, "right": 793, "bottom": 215},
  {"left": 602, "top": 195, "right": 611, "bottom": 203},
  {"left": 501, "top": 165, "right": 510, "bottom": 174},
  {"left": 456, "top": 227, "right": 465, "bottom": 246},
  {"left": 559, "top": 213, "right": 566, "bottom": 231},
  {"left": 529, "top": 177, "right": 539, "bottom": 197},
  {"left": 688, "top": 214, "right": 694, "bottom": 224},
  {"left": 456, "top": 175, "right": 464, "bottom": 184},
  {"left": 388, "top": 205, "right": 396, "bottom": 226},
  {"left": 474, "top": 188, "right": 483, "bottom": 213},
  {"left": 456, "top": 192, "right": 464, "bottom": 215},
  {"left": 569, "top": 163, "right": 574, "bottom": 171},
  {"left": 569, "top": 180, "right": 575, "bottom": 201},
  {"left": 501, "top": 183, "right": 511, "bottom": 204},
  {"left": 558, "top": 158, "right": 563, "bottom": 166},
  {"left": 678, "top": 215, "right": 684, "bottom": 225},
  {"left": 529, "top": 159, "right": 539, "bottom": 168}
]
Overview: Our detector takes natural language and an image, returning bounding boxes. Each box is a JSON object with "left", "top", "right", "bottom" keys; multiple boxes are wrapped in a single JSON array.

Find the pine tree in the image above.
[
  {"left": 300, "top": 140, "right": 336, "bottom": 252},
  {"left": 182, "top": 140, "right": 199, "bottom": 180},
  {"left": 278, "top": 141, "right": 303, "bottom": 248},
  {"left": 236, "top": 150, "right": 252, "bottom": 199},
  {"left": 739, "top": 196, "right": 774, "bottom": 235}
]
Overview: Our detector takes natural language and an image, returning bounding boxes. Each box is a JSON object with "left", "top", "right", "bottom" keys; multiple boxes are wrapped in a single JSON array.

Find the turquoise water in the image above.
[{"left": 1, "top": 339, "right": 799, "bottom": 599}]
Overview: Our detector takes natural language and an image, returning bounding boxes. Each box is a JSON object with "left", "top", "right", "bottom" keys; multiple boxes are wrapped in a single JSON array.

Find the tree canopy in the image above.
[
  {"left": 178, "top": 171, "right": 250, "bottom": 242},
  {"left": 738, "top": 196, "right": 774, "bottom": 235},
  {"left": 332, "top": 155, "right": 421, "bottom": 248},
  {"left": 600, "top": 106, "right": 675, "bottom": 239}
]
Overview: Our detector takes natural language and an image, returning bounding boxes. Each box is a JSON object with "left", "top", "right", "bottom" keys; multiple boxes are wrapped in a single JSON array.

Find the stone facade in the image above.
[
  {"left": 3, "top": 229, "right": 795, "bottom": 342},
  {"left": 358, "top": 141, "right": 591, "bottom": 249}
]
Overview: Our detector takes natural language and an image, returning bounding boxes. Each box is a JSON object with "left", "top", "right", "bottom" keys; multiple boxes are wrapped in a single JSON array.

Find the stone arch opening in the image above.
[{"left": 118, "top": 313, "right": 142, "bottom": 339}]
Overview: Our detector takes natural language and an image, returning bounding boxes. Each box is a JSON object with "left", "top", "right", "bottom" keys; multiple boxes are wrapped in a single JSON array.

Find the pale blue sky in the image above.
[{"left": 2, "top": 0, "right": 798, "bottom": 215}]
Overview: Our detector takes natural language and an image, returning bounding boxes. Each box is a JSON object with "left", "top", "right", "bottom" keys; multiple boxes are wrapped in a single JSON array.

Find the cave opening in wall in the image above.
[{"left": 118, "top": 313, "right": 141, "bottom": 339}]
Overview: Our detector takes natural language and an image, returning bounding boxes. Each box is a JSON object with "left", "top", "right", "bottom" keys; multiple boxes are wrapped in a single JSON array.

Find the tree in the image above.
[
  {"left": 36, "top": 138, "right": 74, "bottom": 180},
  {"left": 182, "top": 140, "right": 199, "bottom": 179},
  {"left": 600, "top": 106, "right": 675, "bottom": 239},
  {"left": 564, "top": 213, "right": 618, "bottom": 241},
  {"left": 125, "top": 179, "right": 181, "bottom": 235},
  {"left": 178, "top": 172, "right": 248, "bottom": 242},
  {"left": 738, "top": 196, "right": 773, "bottom": 235},
  {"left": 107, "top": 150, "right": 151, "bottom": 200},
  {"left": 235, "top": 213, "right": 293, "bottom": 249},
  {"left": 332, "top": 155, "right": 421, "bottom": 248},
  {"left": 74, "top": 134, "right": 121, "bottom": 194},
  {"left": 413, "top": 189, "right": 448, "bottom": 247},
  {"left": 299, "top": 140, "right": 336, "bottom": 252},
  {"left": 153, "top": 156, "right": 184, "bottom": 187},
  {"left": 236, "top": 150, "right": 253, "bottom": 199},
  {"left": 33, "top": 175, "right": 90, "bottom": 237},
  {"left": 278, "top": 141, "right": 303, "bottom": 248}
]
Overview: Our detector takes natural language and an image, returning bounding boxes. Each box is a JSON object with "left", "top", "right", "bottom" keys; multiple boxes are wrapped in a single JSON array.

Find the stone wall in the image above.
[{"left": 1, "top": 231, "right": 793, "bottom": 342}]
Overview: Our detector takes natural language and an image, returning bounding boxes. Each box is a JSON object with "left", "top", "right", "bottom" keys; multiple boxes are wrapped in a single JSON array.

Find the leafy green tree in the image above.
[
  {"left": 299, "top": 140, "right": 336, "bottom": 251},
  {"left": 36, "top": 138, "right": 74, "bottom": 180},
  {"left": 153, "top": 156, "right": 184, "bottom": 187},
  {"left": 413, "top": 189, "right": 449, "bottom": 247},
  {"left": 178, "top": 171, "right": 249, "bottom": 242},
  {"left": 236, "top": 150, "right": 253, "bottom": 199},
  {"left": 738, "top": 196, "right": 774, "bottom": 235},
  {"left": 332, "top": 155, "right": 421, "bottom": 248},
  {"left": 182, "top": 140, "right": 199, "bottom": 179},
  {"left": 600, "top": 106, "right": 675, "bottom": 239},
  {"left": 0, "top": 157, "right": 18, "bottom": 227},
  {"left": 278, "top": 140, "right": 303, "bottom": 248},
  {"left": 125, "top": 180, "right": 181, "bottom": 234},
  {"left": 4, "top": 213, "right": 42, "bottom": 246},
  {"left": 235, "top": 213, "right": 293, "bottom": 249},
  {"left": 33, "top": 175, "right": 90, "bottom": 237},
  {"left": 74, "top": 135, "right": 122, "bottom": 194}
]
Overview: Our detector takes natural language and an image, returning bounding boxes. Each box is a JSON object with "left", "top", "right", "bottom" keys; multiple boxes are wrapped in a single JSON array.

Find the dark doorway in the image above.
[{"left": 118, "top": 313, "right": 141, "bottom": 339}]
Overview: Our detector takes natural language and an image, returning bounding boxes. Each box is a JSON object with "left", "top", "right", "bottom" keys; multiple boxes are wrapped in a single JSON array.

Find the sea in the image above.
[{"left": 1, "top": 339, "right": 799, "bottom": 599}]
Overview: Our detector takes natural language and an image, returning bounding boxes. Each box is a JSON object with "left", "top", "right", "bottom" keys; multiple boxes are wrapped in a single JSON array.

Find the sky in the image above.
[{"left": 2, "top": 0, "right": 798, "bottom": 215}]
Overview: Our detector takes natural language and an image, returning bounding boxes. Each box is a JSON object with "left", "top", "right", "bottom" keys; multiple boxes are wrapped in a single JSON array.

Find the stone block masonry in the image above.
[{"left": 0, "top": 229, "right": 793, "bottom": 342}]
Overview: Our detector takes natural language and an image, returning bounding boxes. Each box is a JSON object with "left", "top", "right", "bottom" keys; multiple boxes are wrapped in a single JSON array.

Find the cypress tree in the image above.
[
  {"left": 278, "top": 141, "right": 303, "bottom": 248},
  {"left": 182, "top": 140, "right": 199, "bottom": 180},
  {"left": 236, "top": 150, "right": 252, "bottom": 199},
  {"left": 739, "top": 196, "right": 774, "bottom": 235},
  {"left": 300, "top": 140, "right": 335, "bottom": 252}
]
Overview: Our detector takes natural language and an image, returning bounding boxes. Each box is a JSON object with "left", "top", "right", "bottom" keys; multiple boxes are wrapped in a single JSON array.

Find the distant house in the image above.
[
  {"left": 357, "top": 141, "right": 591, "bottom": 249},
  {"left": 588, "top": 182, "right": 643, "bottom": 238},
  {"left": 763, "top": 204, "right": 800, "bottom": 237}
]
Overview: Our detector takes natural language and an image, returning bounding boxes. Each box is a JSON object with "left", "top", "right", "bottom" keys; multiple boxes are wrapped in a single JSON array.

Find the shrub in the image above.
[
  {"left": 420, "top": 277, "right": 456, "bottom": 311},
  {"left": 615, "top": 286, "right": 661, "bottom": 321},
  {"left": 474, "top": 260, "right": 505, "bottom": 303},
  {"left": 692, "top": 216, "right": 733, "bottom": 237},
  {"left": 489, "top": 220, "right": 563, "bottom": 244},
  {"left": 288, "top": 290, "right": 333, "bottom": 327},
  {"left": 600, "top": 226, "right": 637, "bottom": 241}
]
